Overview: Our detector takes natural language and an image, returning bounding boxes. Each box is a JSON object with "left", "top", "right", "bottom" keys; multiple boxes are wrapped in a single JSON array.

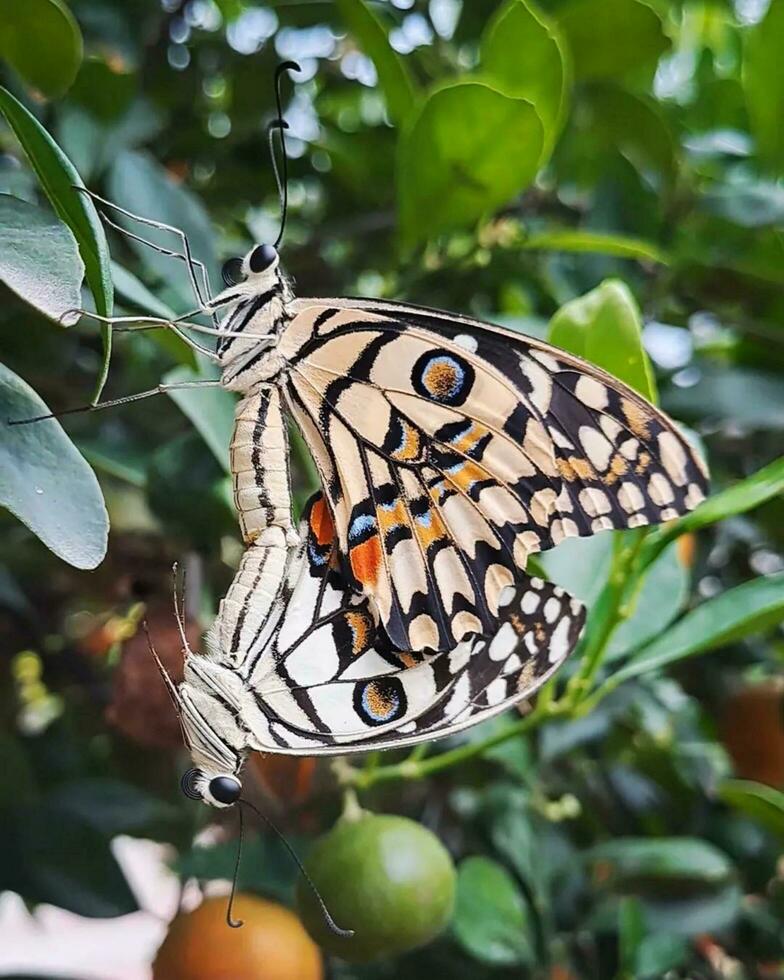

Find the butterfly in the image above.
[{"left": 154, "top": 237, "right": 710, "bottom": 809}]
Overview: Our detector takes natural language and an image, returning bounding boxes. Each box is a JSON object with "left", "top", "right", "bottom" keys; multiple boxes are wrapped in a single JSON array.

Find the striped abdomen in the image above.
[
  {"left": 230, "top": 386, "right": 293, "bottom": 545},
  {"left": 207, "top": 528, "right": 290, "bottom": 670}
]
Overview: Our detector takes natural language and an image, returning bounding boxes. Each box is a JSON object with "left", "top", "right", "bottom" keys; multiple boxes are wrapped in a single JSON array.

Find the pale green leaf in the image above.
[
  {"left": 0, "top": 362, "right": 108, "bottom": 569},
  {"left": 610, "top": 574, "right": 784, "bottom": 687},
  {"left": 398, "top": 81, "right": 543, "bottom": 247},
  {"left": 0, "top": 0, "right": 83, "bottom": 99},
  {"left": 548, "top": 279, "right": 657, "bottom": 402},
  {"left": 336, "top": 0, "right": 417, "bottom": 126},
  {"left": 480, "top": 0, "right": 571, "bottom": 158},
  {"left": 0, "top": 85, "right": 113, "bottom": 398},
  {"left": 0, "top": 193, "right": 83, "bottom": 321}
]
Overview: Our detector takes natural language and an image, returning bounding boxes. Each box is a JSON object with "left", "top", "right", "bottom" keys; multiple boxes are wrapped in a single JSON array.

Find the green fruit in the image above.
[{"left": 296, "top": 811, "right": 456, "bottom": 962}]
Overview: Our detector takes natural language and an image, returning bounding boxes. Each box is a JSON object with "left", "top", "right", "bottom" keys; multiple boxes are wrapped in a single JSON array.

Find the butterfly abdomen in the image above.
[{"left": 230, "top": 387, "right": 294, "bottom": 545}]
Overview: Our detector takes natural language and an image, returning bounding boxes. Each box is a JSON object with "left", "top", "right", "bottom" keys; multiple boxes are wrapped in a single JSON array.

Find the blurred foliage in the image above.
[{"left": 1, "top": 0, "right": 784, "bottom": 976}]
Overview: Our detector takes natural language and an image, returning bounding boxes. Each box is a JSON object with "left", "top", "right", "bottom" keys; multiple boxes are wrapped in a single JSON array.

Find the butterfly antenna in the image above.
[
  {"left": 238, "top": 798, "right": 354, "bottom": 939},
  {"left": 226, "top": 804, "right": 245, "bottom": 928},
  {"left": 268, "top": 60, "right": 301, "bottom": 249}
]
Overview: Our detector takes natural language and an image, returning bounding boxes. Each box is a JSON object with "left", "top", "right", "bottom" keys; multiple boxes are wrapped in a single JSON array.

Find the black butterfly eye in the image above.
[
  {"left": 180, "top": 768, "right": 203, "bottom": 801},
  {"left": 221, "top": 256, "right": 246, "bottom": 287},
  {"left": 209, "top": 775, "right": 242, "bottom": 805},
  {"left": 249, "top": 243, "right": 278, "bottom": 273}
]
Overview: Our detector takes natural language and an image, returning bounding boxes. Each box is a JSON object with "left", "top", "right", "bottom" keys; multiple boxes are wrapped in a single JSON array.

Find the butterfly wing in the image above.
[
  {"left": 242, "top": 494, "right": 585, "bottom": 754},
  {"left": 278, "top": 299, "right": 708, "bottom": 653}
]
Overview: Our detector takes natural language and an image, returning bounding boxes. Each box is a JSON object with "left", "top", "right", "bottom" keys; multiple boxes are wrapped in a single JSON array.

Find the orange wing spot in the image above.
[
  {"left": 558, "top": 456, "right": 596, "bottom": 482},
  {"left": 345, "top": 610, "right": 372, "bottom": 654},
  {"left": 378, "top": 498, "right": 409, "bottom": 537},
  {"left": 423, "top": 361, "right": 459, "bottom": 400},
  {"left": 413, "top": 505, "right": 448, "bottom": 551},
  {"left": 622, "top": 397, "right": 652, "bottom": 440},
  {"left": 390, "top": 421, "right": 421, "bottom": 462},
  {"left": 452, "top": 422, "right": 489, "bottom": 456},
  {"left": 350, "top": 535, "right": 382, "bottom": 588},
  {"left": 450, "top": 460, "right": 488, "bottom": 493},
  {"left": 603, "top": 453, "right": 629, "bottom": 486},
  {"left": 310, "top": 496, "right": 335, "bottom": 546}
]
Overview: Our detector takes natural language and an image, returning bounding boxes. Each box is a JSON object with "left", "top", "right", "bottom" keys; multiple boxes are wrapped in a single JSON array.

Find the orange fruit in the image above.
[
  {"left": 720, "top": 680, "right": 784, "bottom": 787},
  {"left": 152, "top": 894, "right": 323, "bottom": 980}
]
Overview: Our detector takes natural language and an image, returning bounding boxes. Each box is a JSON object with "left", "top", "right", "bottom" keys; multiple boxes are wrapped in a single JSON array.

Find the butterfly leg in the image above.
[
  {"left": 74, "top": 186, "right": 217, "bottom": 322},
  {"left": 8, "top": 379, "right": 220, "bottom": 425},
  {"left": 63, "top": 307, "right": 218, "bottom": 359}
]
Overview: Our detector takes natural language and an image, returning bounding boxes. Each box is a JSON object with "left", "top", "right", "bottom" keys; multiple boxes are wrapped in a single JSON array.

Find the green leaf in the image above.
[
  {"left": 610, "top": 574, "right": 784, "bottom": 688},
  {"left": 557, "top": 0, "right": 669, "bottom": 82},
  {"left": 107, "top": 150, "right": 216, "bottom": 310},
  {"left": 46, "top": 779, "right": 179, "bottom": 836},
  {"left": 523, "top": 228, "right": 669, "bottom": 264},
  {"left": 0, "top": 0, "right": 83, "bottom": 99},
  {"left": 336, "top": 0, "right": 417, "bottom": 126},
  {"left": 452, "top": 857, "right": 535, "bottom": 967},
  {"left": 583, "top": 85, "right": 678, "bottom": 187},
  {"left": 398, "top": 81, "right": 543, "bottom": 247},
  {"left": 0, "top": 194, "right": 83, "bottom": 321},
  {"left": 0, "top": 804, "right": 137, "bottom": 918},
  {"left": 743, "top": 0, "right": 784, "bottom": 175},
  {"left": 0, "top": 85, "right": 114, "bottom": 399},
  {"left": 606, "top": 543, "right": 689, "bottom": 661},
  {"left": 0, "top": 362, "right": 108, "bottom": 569},
  {"left": 547, "top": 279, "right": 657, "bottom": 401},
  {"left": 111, "top": 260, "right": 196, "bottom": 368},
  {"left": 480, "top": 0, "right": 571, "bottom": 157},
  {"left": 642, "top": 456, "right": 784, "bottom": 563},
  {"left": 164, "top": 364, "right": 236, "bottom": 470},
  {"left": 589, "top": 837, "right": 733, "bottom": 890},
  {"left": 718, "top": 780, "right": 784, "bottom": 839},
  {"left": 635, "top": 934, "right": 689, "bottom": 979}
]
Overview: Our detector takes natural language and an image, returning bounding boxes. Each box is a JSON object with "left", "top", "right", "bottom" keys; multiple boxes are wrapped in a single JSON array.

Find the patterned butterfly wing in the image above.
[
  {"left": 241, "top": 494, "right": 585, "bottom": 754},
  {"left": 277, "top": 300, "right": 708, "bottom": 654}
]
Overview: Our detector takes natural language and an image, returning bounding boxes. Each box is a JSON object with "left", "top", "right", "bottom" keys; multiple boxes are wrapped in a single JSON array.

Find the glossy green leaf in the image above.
[
  {"left": 0, "top": 0, "right": 83, "bottom": 99},
  {"left": 610, "top": 574, "right": 784, "bottom": 688},
  {"left": 0, "top": 362, "right": 108, "bottom": 569},
  {"left": 718, "top": 780, "right": 784, "bottom": 839},
  {"left": 0, "top": 193, "right": 83, "bottom": 321},
  {"left": 111, "top": 260, "right": 196, "bottom": 368},
  {"left": 398, "top": 81, "right": 543, "bottom": 247},
  {"left": 0, "top": 803, "right": 137, "bottom": 918},
  {"left": 548, "top": 279, "right": 657, "bottom": 401},
  {"left": 557, "top": 0, "right": 669, "bottom": 82},
  {"left": 164, "top": 364, "right": 236, "bottom": 471},
  {"left": 642, "top": 456, "right": 784, "bottom": 564},
  {"left": 523, "top": 228, "right": 668, "bottom": 264},
  {"left": 606, "top": 543, "right": 689, "bottom": 661},
  {"left": 107, "top": 150, "right": 216, "bottom": 310},
  {"left": 336, "top": 0, "right": 417, "bottom": 126},
  {"left": 452, "top": 857, "right": 534, "bottom": 967},
  {"left": 743, "top": 0, "right": 784, "bottom": 174},
  {"left": 0, "top": 85, "right": 113, "bottom": 398},
  {"left": 635, "top": 934, "right": 689, "bottom": 979},
  {"left": 480, "top": 0, "right": 571, "bottom": 157},
  {"left": 589, "top": 837, "right": 733, "bottom": 889},
  {"left": 584, "top": 85, "right": 678, "bottom": 186}
]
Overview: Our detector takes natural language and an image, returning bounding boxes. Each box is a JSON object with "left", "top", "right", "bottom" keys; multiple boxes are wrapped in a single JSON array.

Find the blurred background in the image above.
[{"left": 1, "top": 0, "right": 783, "bottom": 977}]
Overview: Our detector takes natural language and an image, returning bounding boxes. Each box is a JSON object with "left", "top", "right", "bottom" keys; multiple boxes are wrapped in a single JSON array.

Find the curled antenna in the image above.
[
  {"left": 226, "top": 804, "right": 246, "bottom": 928},
  {"left": 269, "top": 60, "right": 301, "bottom": 249},
  {"left": 239, "top": 798, "right": 354, "bottom": 939}
]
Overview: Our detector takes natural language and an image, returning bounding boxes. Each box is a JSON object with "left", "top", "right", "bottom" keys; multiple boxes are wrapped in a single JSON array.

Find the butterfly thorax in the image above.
[{"left": 216, "top": 263, "right": 293, "bottom": 392}]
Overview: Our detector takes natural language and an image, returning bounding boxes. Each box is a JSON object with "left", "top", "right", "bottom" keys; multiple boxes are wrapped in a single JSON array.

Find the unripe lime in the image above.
[
  {"left": 296, "top": 811, "right": 456, "bottom": 962},
  {"left": 152, "top": 894, "right": 323, "bottom": 980}
]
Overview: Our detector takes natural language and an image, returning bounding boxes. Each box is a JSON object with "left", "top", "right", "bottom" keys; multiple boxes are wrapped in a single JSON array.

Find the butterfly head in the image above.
[
  {"left": 181, "top": 766, "right": 242, "bottom": 808},
  {"left": 220, "top": 243, "right": 280, "bottom": 292}
]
